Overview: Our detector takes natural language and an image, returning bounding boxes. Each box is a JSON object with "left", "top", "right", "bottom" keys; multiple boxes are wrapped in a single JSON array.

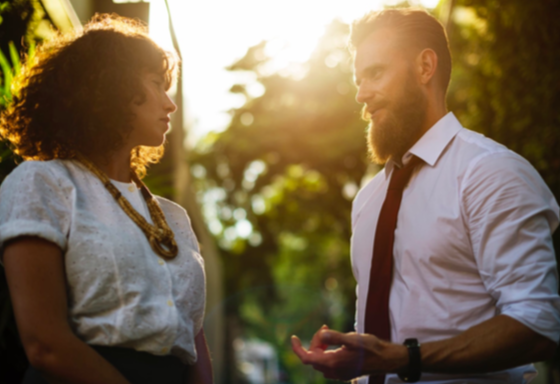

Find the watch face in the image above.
[{"left": 404, "top": 338, "right": 420, "bottom": 347}]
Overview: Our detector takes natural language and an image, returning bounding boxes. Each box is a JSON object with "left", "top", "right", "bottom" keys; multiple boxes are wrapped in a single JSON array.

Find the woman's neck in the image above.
[{"left": 88, "top": 147, "right": 132, "bottom": 182}]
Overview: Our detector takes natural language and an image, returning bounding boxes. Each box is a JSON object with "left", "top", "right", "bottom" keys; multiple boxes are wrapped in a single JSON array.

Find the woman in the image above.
[{"left": 0, "top": 14, "right": 212, "bottom": 384}]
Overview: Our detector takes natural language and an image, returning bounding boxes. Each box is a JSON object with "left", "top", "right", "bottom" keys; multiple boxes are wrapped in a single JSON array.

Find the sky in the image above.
[{"left": 143, "top": 0, "right": 441, "bottom": 144}]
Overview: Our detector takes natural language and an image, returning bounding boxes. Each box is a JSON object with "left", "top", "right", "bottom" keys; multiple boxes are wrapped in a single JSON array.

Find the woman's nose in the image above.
[{"left": 164, "top": 92, "right": 177, "bottom": 114}]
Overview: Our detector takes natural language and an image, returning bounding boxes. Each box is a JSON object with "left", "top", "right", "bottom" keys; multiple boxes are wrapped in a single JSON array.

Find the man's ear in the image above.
[{"left": 415, "top": 48, "right": 438, "bottom": 85}]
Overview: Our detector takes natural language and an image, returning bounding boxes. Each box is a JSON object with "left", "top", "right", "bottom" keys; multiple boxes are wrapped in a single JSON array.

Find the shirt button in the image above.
[
  {"left": 167, "top": 300, "right": 174, "bottom": 307},
  {"left": 158, "top": 259, "right": 165, "bottom": 265},
  {"left": 128, "top": 185, "right": 136, "bottom": 192}
]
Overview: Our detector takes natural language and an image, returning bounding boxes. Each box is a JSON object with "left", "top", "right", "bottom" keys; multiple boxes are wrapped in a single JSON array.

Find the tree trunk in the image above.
[{"left": 168, "top": 62, "right": 225, "bottom": 383}]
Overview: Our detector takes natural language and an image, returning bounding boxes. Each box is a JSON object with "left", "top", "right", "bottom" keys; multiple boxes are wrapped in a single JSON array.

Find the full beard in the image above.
[{"left": 365, "top": 76, "right": 428, "bottom": 165}]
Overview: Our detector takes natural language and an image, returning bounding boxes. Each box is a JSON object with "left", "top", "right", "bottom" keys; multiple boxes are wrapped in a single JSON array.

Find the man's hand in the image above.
[
  {"left": 291, "top": 326, "right": 408, "bottom": 380},
  {"left": 291, "top": 316, "right": 557, "bottom": 380}
]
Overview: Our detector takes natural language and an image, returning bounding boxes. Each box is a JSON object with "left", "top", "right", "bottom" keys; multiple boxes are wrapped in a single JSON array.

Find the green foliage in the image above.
[
  {"left": 447, "top": 0, "right": 560, "bottom": 198},
  {"left": 194, "top": 1, "right": 560, "bottom": 381},
  {"left": 0, "top": 0, "right": 53, "bottom": 55},
  {"left": 0, "top": 39, "right": 34, "bottom": 181},
  {"left": 143, "top": 153, "right": 177, "bottom": 198},
  {"left": 0, "top": 0, "right": 44, "bottom": 182},
  {"left": 192, "top": 20, "right": 366, "bottom": 382}
]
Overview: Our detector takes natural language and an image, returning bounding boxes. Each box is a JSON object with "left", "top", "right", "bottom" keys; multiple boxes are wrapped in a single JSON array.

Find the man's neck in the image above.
[
  {"left": 420, "top": 98, "right": 448, "bottom": 138},
  {"left": 407, "top": 98, "right": 448, "bottom": 156},
  {"left": 391, "top": 99, "right": 448, "bottom": 167}
]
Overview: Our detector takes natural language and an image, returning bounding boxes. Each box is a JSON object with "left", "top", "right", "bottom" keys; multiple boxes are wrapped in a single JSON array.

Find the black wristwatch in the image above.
[{"left": 398, "top": 338, "right": 422, "bottom": 382}]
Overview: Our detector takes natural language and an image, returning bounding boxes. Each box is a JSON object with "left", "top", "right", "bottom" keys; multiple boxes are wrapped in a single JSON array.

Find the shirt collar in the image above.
[{"left": 385, "top": 112, "right": 462, "bottom": 178}]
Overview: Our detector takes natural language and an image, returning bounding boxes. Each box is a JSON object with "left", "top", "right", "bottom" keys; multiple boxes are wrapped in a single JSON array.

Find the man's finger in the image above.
[
  {"left": 310, "top": 325, "right": 329, "bottom": 350},
  {"left": 319, "top": 330, "right": 346, "bottom": 345},
  {"left": 291, "top": 335, "right": 311, "bottom": 363},
  {"left": 320, "top": 330, "right": 364, "bottom": 349}
]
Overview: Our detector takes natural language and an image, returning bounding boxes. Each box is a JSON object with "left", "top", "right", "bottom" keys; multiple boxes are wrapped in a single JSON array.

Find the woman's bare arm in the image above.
[
  {"left": 3, "top": 236, "right": 130, "bottom": 384},
  {"left": 187, "top": 329, "right": 213, "bottom": 384}
]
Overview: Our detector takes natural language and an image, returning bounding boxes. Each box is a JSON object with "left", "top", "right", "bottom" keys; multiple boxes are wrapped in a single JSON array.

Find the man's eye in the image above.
[{"left": 368, "top": 69, "right": 382, "bottom": 80}]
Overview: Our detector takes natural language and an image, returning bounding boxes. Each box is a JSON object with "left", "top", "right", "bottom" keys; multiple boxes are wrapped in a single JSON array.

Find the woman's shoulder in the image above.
[
  {"left": 1, "top": 159, "right": 78, "bottom": 194},
  {"left": 154, "top": 195, "right": 187, "bottom": 216},
  {"left": 0, "top": 160, "right": 78, "bottom": 250},
  {"left": 6, "top": 158, "right": 74, "bottom": 176},
  {"left": 153, "top": 196, "right": 200, "bottom": 252},
  {"left": 154, "top": 195, "right": 198, "bottom": 226}
]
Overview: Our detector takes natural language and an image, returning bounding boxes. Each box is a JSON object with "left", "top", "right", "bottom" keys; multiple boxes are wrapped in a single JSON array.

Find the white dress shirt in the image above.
[
  {"left": 351, "top": 113, "right": 560, "bottom": 384},
  {"left": 0, "top": 159, "right": 206, "bottom": 365}
]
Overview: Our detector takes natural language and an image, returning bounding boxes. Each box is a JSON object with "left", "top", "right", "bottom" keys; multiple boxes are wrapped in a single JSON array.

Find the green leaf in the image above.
[
  {"left": 28, "top": 40, "right": 36, "bottom": 60},
  {"left": 0, "top": 48, "right": 13, "bottom": 100},
  {"left": 9, "top": 41, "right": 21, "bottom": 74}
]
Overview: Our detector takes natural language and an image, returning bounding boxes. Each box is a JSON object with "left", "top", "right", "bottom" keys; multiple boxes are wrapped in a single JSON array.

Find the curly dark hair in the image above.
[{"left": 0, "top": 13, "right": 178, "bottom": 177}]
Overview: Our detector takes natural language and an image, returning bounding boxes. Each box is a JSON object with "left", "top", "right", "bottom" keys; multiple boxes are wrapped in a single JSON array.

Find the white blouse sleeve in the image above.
[
  {"left": 0, "top": 161, "right": 73, "bottom": 251},
  {"left": 462, "top": 151, "right": 560, "bottom": 343}
]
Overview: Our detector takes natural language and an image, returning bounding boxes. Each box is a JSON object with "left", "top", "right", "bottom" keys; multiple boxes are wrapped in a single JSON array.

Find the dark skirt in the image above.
[{"left": 21, "top": 345, "right": 191, "bottom": 384}]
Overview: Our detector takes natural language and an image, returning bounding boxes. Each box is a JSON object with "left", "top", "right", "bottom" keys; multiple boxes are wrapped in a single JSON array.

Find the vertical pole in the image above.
[
  {"left": 440, "top": 0, "right": 456, "bottom": 33},
  {"left": 163, "top": 1, "right": 224, "bottom": 381}
]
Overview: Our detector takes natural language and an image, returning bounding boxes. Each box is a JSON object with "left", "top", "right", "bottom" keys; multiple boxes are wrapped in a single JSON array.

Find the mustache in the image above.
[{"left": 361, "top": 101, "right": 389, "bottom": 121}]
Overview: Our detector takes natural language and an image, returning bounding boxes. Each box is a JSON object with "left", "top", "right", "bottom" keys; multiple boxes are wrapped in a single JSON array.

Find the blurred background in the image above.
[{"left": 0, "top": 0, "right": 559, "bottom": 383}]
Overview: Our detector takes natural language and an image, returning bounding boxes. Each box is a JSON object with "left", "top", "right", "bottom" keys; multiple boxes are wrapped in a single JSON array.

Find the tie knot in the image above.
[{"left": 388, "top": 156, "right": 422, "bottom": 191}]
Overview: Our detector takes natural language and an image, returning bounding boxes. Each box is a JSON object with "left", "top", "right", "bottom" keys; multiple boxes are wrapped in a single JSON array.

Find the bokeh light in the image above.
[{"left": 147, "top": 0, "right": 393, "bottom": 142}]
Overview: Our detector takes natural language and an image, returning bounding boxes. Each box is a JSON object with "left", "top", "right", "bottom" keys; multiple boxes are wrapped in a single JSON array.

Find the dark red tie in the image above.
[{"left": 365, "top": 156, "right": 422, "bottom": 384}]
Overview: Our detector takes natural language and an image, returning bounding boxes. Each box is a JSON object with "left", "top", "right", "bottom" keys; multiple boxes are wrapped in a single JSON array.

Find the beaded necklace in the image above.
[{"left": 76, "top": 153, "right": 178, "bottom": 260}]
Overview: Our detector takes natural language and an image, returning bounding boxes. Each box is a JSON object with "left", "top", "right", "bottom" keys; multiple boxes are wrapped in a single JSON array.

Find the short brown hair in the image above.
[
  {"left": 0, "top": 14, "right": 178, "bottom": 177},
  {"left": 350, "top": 8, "right": 452, "bottom": 94}
]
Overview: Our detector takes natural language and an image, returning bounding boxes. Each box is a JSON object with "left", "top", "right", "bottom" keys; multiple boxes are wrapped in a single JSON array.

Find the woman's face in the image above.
[{"left": 128, "top": 71, "right": 177, "bottom": 148}]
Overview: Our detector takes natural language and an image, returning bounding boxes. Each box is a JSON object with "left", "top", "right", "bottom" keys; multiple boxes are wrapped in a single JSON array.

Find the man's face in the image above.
[{"left": 354, "top": 28, "right": 428, "bottom": 164}]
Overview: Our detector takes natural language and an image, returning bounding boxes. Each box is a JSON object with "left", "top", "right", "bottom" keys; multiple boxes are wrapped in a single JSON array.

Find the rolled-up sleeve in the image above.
[
  {"left": 0, "top": 161, "right": 73, "bottom": 252},
  {"left": 462, "top": 151, "right": 560, "bottom": 343}
]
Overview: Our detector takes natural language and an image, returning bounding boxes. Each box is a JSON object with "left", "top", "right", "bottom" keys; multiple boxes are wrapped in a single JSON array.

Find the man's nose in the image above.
[{"left": 355, "top": 81, "right": 373, "bottom": 104}]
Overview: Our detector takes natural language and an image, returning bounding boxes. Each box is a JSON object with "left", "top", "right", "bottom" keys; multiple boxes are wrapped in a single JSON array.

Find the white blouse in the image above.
[{"left": 0, "top": 159, "right": 206, "bottom": 365}]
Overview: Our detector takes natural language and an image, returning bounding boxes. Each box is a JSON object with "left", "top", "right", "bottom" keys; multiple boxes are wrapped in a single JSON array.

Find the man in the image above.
[{"left": 291, "top": 8, "right": 560, "bottom": 383}]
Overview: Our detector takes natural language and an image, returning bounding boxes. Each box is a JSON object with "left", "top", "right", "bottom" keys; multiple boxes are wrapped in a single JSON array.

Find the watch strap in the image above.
[{"left": 398, "top": 338, "right": 421, "bottom": 382}]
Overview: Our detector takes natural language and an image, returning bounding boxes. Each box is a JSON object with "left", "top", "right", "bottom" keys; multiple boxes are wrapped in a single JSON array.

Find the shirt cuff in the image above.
[
  {"left": 501, "top": 300, "right": 560, "bottom": 343},
  {"left": 0, "top": 219, "right": 67, "bottom": 251}
]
